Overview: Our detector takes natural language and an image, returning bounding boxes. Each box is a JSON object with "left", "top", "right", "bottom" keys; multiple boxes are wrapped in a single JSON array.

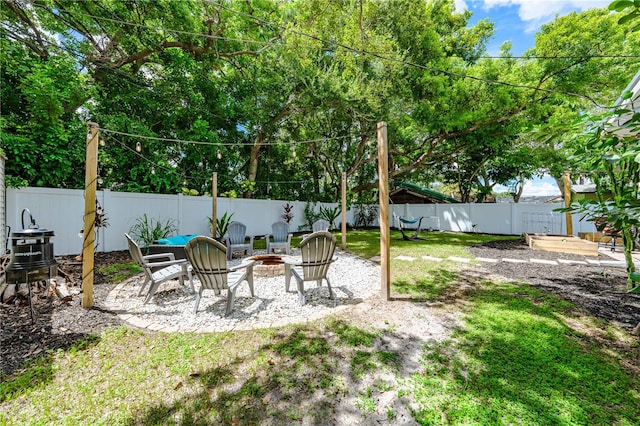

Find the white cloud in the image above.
[
  {"left": 494, "top": 176, "right": 561, "bottom": 197},
  {"left": 480, "top": 0, "right": 610, "bottom": 32},
  {"left": 454, "top": 0, "right": 469, "bottom": 13},
  {"left": 521, "top": 180, "right": 561, "bottom": 197}
]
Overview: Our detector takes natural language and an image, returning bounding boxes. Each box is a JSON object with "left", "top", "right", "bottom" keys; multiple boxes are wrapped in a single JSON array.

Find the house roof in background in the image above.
[
  {"left": 571, "top": 184, "right": 597, "bottom": 194},
  {"left": 391, "top": 182, "right": 461, "bottom": 204}
]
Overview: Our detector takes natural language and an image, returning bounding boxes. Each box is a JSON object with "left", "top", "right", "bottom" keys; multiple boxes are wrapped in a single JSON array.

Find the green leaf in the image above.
[
  {"left": 609, "top": 0, "right": 634, "bottom": 11},
  {"left": 634, "top": 152, "right": 640, "bottom": 163},
  {"left": 618, "top": 11, "right": 640, "bottom": 25},
  {"left": 621, "top": 90, "right": 634, "bottom": 100}
]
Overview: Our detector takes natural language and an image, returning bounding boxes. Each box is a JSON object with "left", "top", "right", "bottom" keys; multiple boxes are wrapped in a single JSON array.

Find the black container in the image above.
[{"left": 5, "top": 229, "right": 57, "bottom": 284}]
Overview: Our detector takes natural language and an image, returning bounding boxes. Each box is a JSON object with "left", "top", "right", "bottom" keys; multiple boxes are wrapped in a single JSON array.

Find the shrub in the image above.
[
  {"left": 208, "top": 211, "right": 234, "bottom": 238},
  {"left": 129, "top": 214, "right": 177, "bottom": 247}
]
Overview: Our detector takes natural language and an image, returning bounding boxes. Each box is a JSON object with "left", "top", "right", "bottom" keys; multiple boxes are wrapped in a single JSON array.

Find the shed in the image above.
[{"left": 390, "top": 182, "right": 461, "bottom": 204}]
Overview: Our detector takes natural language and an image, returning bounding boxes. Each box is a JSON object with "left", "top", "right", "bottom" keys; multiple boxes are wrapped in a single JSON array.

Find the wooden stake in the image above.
[
  {"left": 211, "top": 172, "right": 217, "bottom": 238},
  {"left": 82, "top": 122, "right": 99, "bottom": 308},
  {"left": 563, "top": 171, "right": 573, "bottom": 236},
  {"left": 377, "top": 122, "right": 390, "bottom": 301},
  {"left": 341, "top": 172, "right": 347, "bottom": 250}
]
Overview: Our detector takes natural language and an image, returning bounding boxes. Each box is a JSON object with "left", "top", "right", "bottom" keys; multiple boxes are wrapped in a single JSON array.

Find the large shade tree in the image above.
[{"left": 2, "top": 0, "right": 639, "bottom": 204}]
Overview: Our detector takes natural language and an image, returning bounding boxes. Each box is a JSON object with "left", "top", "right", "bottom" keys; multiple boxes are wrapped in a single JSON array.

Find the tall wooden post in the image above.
[
  {"left": 563, "top": 171, "right": 573, "bottom": 236},
  {"left": 211, "top": 172, "right": 217, "bottom": 238},
  {"left": 82, "top": 122, "right": 99, "bottom": 308},
  {"left": 377, "top": 122, "right": 390, "bottom": 301},
  {"left": 341, "top": 172, "right": 347, "bottom": 250}
]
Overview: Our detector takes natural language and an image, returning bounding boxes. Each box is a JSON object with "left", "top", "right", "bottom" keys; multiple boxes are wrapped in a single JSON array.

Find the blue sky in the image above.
[
  {"left": 457, "top": 0, "right": 610, "bottom": 196},
  {"left": 461, "top": 0, "right": 611, "bottom": 56}
]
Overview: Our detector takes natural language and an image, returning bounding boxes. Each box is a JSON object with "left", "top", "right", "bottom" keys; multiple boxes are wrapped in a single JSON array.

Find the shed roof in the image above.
[{"left": 390, "top": 182, "right": 461, "bottom": 204}]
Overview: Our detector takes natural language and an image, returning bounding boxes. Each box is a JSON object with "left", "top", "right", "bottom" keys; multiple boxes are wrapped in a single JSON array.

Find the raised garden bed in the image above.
[{"left": 525, "top": 233, "right": 599, "bottom": 256}]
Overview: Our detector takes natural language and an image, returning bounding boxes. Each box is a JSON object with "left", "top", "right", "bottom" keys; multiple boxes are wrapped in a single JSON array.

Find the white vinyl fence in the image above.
[{"left": 6, "top": 187, "right": 598, "bottom": 256}]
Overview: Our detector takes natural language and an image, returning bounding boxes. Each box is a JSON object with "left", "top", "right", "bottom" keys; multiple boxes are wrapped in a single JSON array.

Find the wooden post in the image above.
[
  {"left": 563, "top": 171, "right": 573, "bottom": 236},
  {"left": 81, "top": 122, "right": 99, "bottom": 308},
  {"left": 377, "top": 122, "right": 390, "bottom": 301},
  {"left": 211, "top": 172, "right": 217, "bottom": 238},
  {"left": 341, "top": 172, "right": 347, "bottom": 250}
]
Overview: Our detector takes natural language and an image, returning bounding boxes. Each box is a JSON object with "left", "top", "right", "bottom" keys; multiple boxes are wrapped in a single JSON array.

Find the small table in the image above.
[{"left": 248, "top": 254, "right": 286, "bottom": 277}]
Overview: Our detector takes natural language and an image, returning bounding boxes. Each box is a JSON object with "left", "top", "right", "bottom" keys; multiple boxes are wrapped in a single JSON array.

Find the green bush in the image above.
[
  {"left": 320, "top": 206, "right": 341, "bottom": 230},
  {"left": 208, "top": 211, "right": 234, "bottom": 238},
  {"left": 129, "top": 214, "right": 177, "bottom": 247}
]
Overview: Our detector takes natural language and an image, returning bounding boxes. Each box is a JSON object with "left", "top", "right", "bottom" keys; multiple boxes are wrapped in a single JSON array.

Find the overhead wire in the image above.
[
  {"left": 209, "top": 1, "right": 639, "bottom": 108},
  {"left": 8, "top": 4, "right": 640, "bottom": 109},
  {"left": 20, "top": 7, "right": 640, "bottom": 60},
  {"left": 99, "top": 127, "right": 375, "bottom": 147}
]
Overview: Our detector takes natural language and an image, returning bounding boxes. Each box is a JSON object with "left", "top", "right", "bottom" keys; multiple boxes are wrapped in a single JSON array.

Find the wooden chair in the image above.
[
  {"left": 284, "top": 231, "right": 336, "bottom": 305},
  {"left": 185, "top": 236, "right": 255, "bottom": 315},
  {"left": 125, "top": 233, "right": 192, "bottom": 304}
]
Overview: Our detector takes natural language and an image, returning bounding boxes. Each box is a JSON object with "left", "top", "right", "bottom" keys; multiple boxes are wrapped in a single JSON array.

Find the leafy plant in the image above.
[
  {"left": 300, "top": 201, "right": 321, "bottom": 231},
  {"left": 282, "top": 202, "right": 294, "bottom": 223},
  {"left": 208, "top": 211, "right": 234, "bottom": 239},
  {"left": 319, "top": 206, "right": 341, "bottom": 230},
  {"left": 129, "top": 214, "right": 177, "bottom": 247},
  {"left": 557, "top": 99, "right": 640, "bottom": 290},
  {"left": 353, "top": 204, "right": 378, "bottom": 228}
]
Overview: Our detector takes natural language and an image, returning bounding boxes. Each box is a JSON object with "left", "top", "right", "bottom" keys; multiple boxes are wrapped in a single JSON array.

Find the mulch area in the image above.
[
  {"left": 2, "top": 242, "right": 639, "bottom": 378},
  {"left": 1, "top": 251, "right": 130, "bottom": 378},
  {"left": 467, "top": 240, "right": 640, "bottom": 331}
]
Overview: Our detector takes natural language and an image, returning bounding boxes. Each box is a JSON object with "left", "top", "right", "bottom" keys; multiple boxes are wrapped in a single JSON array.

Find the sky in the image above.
[
  {"left": 454, "top": 0, "right": 611, "bottom": 196},
  {"left": 460, "top": 0, "right": 611, "bottom": 56}
]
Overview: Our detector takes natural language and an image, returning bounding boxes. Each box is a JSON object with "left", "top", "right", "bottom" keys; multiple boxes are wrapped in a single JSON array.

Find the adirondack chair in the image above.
[
  {"left": 185, "top": 236, "right": 255, "bottom": 315},
  {"left": 302, "top": 219, "right": 331, "bottom": 239},
  {"left": 125, "top": 233, "right": 193, "bottom": 304},
  {"left": 284, "top": 231, "right": 336, "bottom": 305},
  {"left": 265, "top": 221, "right": 292, "bottom": 254},
  {"left": 225, "top": 221, "right": 254, "bottom": 260}
]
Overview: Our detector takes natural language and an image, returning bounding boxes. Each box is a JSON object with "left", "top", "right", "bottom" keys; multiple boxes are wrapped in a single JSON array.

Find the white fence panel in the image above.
[
  {"left": 7, "top": 188, "right": 85, "bottom": 255},
  {"left": 468, "top": 203, "right": 514, "bottom": 235},
  {"left": 7, "top": 187, "right": 602, "bottom": 256}
]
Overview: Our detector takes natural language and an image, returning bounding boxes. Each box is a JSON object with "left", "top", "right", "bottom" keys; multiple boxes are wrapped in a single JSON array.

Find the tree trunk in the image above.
[
  {"left": 245, "top": 132, "right": 265, "bottom": 198},
  {"left": 512, "top": 175, "right": 525, "bottom": 203},
  {"left": 621, "top": 227, "right": 637, "bottom": 290}
]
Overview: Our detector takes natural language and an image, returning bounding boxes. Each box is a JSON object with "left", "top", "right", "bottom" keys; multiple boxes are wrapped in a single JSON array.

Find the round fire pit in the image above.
[{"left": 248, "top": 254, "right": 285, "bottom": 277}]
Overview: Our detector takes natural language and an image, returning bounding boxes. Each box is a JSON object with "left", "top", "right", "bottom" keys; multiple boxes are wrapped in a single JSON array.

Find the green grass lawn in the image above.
[{"left": 1, "top": 231, "right": 638, "bottom": 425}]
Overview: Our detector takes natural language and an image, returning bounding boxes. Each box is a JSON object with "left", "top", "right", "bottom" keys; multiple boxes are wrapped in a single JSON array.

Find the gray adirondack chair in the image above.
[
  {"left": 224, "top": 221, "right": 254, "bottom": 260},
  {"left": 284, "top": 231, "right": 336, "bottom": 305},
  {"left": 302, "top": 219, "right": 330, "bottom": 239},
  {"left": 185, "top": 236, "right": 255, "bottom": 315},
  {"left": 125, "top": 233, "right": 193, "bottom": 304},
  {"left": 265, "top": 221, "right": 292, "bottom": 254},
  {"left": 313, "top": 219, "right": 330, "bottom": 232}
]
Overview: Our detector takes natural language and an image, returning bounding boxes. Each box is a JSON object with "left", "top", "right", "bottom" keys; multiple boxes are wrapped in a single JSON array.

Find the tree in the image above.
[
  {"left": 563, "top": 103, "right": 639, "bottom": 290},
  {"left": 1, "top": 0, "right": 281, "bottom": 191},
  {"left": 609, "top": 0, "right": 640, "bottom": 31},
  {"left": 477, "top": 7, "right": 639, "bottom": 204}
]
